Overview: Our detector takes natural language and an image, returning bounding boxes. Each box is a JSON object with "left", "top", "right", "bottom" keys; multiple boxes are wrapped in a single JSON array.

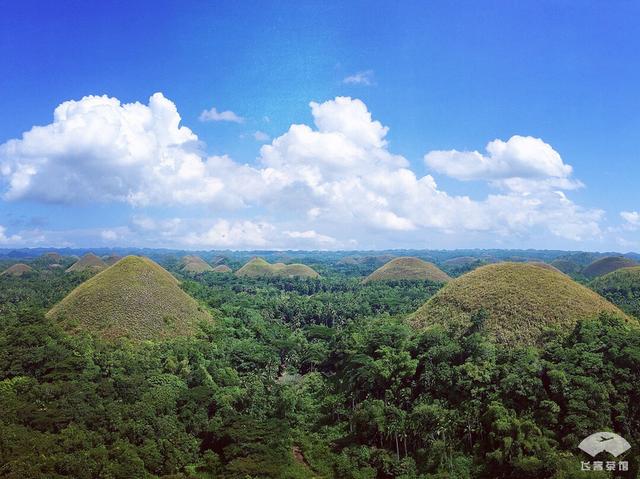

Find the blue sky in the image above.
[{"left": 1, "top": 0, "right": 639, "bottom": 250}]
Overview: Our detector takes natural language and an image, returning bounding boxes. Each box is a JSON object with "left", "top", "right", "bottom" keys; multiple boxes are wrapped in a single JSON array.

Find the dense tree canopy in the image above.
[{"left": 0, "top": 260, "right": 638, "bottom": 478}]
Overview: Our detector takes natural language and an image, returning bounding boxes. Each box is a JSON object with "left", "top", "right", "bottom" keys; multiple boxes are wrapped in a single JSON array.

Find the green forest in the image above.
[{"left": 1, "top": 252, "right": 639, "bottom": 478}]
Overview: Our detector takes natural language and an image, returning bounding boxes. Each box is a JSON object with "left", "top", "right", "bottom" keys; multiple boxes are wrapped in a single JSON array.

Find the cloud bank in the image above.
[{"left": 0, "top": 93, "right": 612, "bottom": 248}]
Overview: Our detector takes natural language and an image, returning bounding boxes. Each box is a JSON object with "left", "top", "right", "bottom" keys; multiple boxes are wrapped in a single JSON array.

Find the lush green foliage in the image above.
[
  {"left": 1, "top": 257, "right": 638, "bottom": 478},
  {"left": 591, "top": 266, "right": 640, "bottom": 319}
]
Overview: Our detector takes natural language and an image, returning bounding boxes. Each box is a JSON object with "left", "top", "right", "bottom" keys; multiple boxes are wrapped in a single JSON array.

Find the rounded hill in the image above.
[
  {"left": 212, "top": 264, "right": 232, "bottom": 273},
  {"left": 363, "top": 257, "right": 451, "bottom": 283},
  {"left": 550, "top": 259, "right": 583, "bottom": 275},
  {"left": 591, "top": 266, "right": 640, "bottom": 319},
  {"left": 1, "top": 263, "right": 34, "bottom": 276},
  {"left": 236, "top": 257, "right": 319, "bottom": 278},
  {"left": 181, "top": 255, "right": 214, "bottom": 273},
  {"left": 66, "top": 253, "right": 107, "bottom": 273},
  {"left": 583, "top": 256, "right": 638, "bottom": 278},
  {"left": 47, "top": 256, "right": 212, "bottom": 340},
  {"left": 412, "top": 262, "right": 630, "bottom": 346}
]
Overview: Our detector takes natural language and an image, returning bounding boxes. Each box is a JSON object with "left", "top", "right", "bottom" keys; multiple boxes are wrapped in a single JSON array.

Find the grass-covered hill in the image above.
[
  {"left": 550, "top": 258, "right": 583, "bottom": 276},
  {"left": 1, "top": 263, "right": 34, "bottom": 276},
  {"left": 42, "top": 252, "right": 63, "bottom": 262},
  {"left": 591, "top": 266, "right": 640, "bottom": 319},
  {"left": 236, "top": 257, "right": 320, "bottom": 278},
  {"left": 363, "top": 257, "right": 451, "bottom": 283},
  {"left": 212, "top": 264, "right": 232, "bottom": 273},
  {"left": 65, "top": 252, "right": 107, "bottom": 273},
  {"left": 583, "top": 255, "right": 638, "bottom": 278},
  {"left": 412, "top": 262, "right": 631, "bottom": 346},
  {"left": 47, "top": 256, "right": 212, "bottom": 340},
  {"left": 181, "top": 255, "right": 214, "bottom": 273},
  {"left": 527, "top": 261, "right": 565, "bottom": 274}
]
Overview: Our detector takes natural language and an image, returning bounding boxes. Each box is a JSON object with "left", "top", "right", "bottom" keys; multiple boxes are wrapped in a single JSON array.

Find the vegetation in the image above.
[
  {"left": 212, "top": 264, "right": 232, "bottom": 273},
  {"left": 363, "top": 257, "right": 451, "bottom": 283},
  {"left": 591, "top": 266, "right": 640, "bottom": 319},
  {"left": 1, "top": 263, "right": 34, "bottom": 276},
  {"left": 66, "top": 253, "right": 108, "bottom": 273},
  {"left": 550, "top": 259, "right": 583, "bottom": 276},
  {"left": 527, "top": 261, "right": 565, "bottom": 274},
  {"left": 583, "top": 256, "right": 638, "bottom": 279},
  {"left": 103, "top": 254, "right": 123, "bottom": 266},
  {"left": 236, "top": 257, "right": 320, "bottom": 279},
  {"left": 1, "top": 251, "right": 639, "bottom": 477},
  {"left": 47, "top": 256, "right": 212, "bottom": 340},
  {"left": 412, "top": 262, "right": 632, "bottom": 346}
]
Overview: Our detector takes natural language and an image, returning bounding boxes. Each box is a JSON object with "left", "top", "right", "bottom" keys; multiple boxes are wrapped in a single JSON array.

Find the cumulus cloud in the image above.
[
  {"left": 0, "top": 93, "right": 607, "bottom": 247},
  {"left": 199, "top": 106, "right": 244, "bottom": 123},
  {"left": 621, "top": 211, "right": 640, "bottom": 230},
  {"left": 343, "top": 70, "right": 374, "bottom": 86},
  {"left": 425, "top": 135, "right": 574, "bottom": 184},
  {"left": 0, "top": 225, "right": 21, "bottom": 244}
]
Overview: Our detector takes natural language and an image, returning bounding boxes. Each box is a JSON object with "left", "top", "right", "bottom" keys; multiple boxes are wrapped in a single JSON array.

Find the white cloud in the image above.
[
  {"left": 199, "top": 106, "right": 244, "bottom": 123},
  {"left": 425, "top": 135, "right": 573, "bottom": 183},
  {"left": 0, "top": 93, "right": 609, "bottom": 247},
  {"left": 253, "top": 130, "right": 270, "bottom": 142},
  {"left": 0, "top": 225, "right": 21, "bottom": 244},
  {"left": 100, "top": 229, "right": 118, "bottom": 241},
  {"left": 284, "top": 230, "right": 337, "bottom": 245},
  {"left": 621, "top": 211, "right": 640, "bottom": 230},
  {"left": 183, "top": 219, "right": 272, "bottom": 248},
  {"left": 343, "top": 70, "right": 374, "bottom": 86}
]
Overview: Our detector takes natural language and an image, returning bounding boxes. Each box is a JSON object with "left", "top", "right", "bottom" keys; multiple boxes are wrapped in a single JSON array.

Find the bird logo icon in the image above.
[{"left": 579, "top": 432, "right": 631, "bottom": 457}]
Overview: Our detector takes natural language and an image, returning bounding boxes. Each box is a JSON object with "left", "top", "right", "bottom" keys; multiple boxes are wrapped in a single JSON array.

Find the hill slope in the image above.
[
  {"left": 591, "top": 266, "right": 640, "bottom": 319},
  {"left": 47, "top": 256, "right": 212, "bottom": 340},
  {"left": 181, "top": 255, "right": 214, "bottom": 273},
  {"left": 213, "top": 264, "right": 232, "bottom": 273},
  {"left": 66, "top": 253, "right": 107, "bottom": 273},
  {"left": 236, "top": 257, "right": 319, "bottom": 278},
  {"left": 1, "top": 263, "right": 34, "bottom": 276},
  {"left": 364, "top": 257, "right": 451, "bottom": 283},
  {"left": 550, "top": 259, "right": 583, "bottom": 275},
  {"left": 583, "top": 256, "right": 638, "bottom": 278},
  {"left": 412, "top": 262, "right": 630, "bottom": 346}
]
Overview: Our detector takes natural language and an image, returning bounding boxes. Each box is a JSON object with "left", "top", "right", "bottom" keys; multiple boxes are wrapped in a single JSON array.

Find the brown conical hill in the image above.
[
  {"left": 583, "top": 256, "right": 638, "bottom": 279},
  {"left": 235, "top": 257, "right": 319, "bottom": 278},
  {"left": 181, "top": 255, "right": 214, "bottom": 273},
  {"left": 66, "top": 253, "right": 107, "bottom": 273},
  {"left": 1, "top": 263, "right": 34, "bottom": 276},
  {"left": 412, "top": 262, "right": 632, "bottom": 346},
  {"left": 103, "top": 254, "right": 122, "bottom": 266},
  {"left": 47, "top": 256, "right": 212, "bottom": 340},
  {"left": 364, "top": 257, "right": 451, "bottom": 283},
  {"left": 212, "top": 264, "right": 232, "bottom": 273},
  {"left": 43, "top": 252, "right": 63, "bottom": 262}
]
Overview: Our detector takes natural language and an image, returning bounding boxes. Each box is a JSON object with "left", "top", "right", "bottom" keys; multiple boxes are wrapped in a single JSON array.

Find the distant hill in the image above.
[
  {"left": 583, "top": 256, "right": 638, "bottom": 278},
  {"left": 213, "top": 264, "right": 232, "bottom": 273},
  {"left": 47, "top": 256, "right": 212, "bottom": 340},
  {"left": 1, "top": 263, "right": 34, "bottom": 276},
  {"left": 443, "top": 256, "right": 480, "bottom": 267},
  {"left": 338, "top": 254, "right": 395, "bottom": 266},
  {"left": 66, "top": 253, "right": 107, "bottom": 273},
  {"left": 591, "top": 266, "right": 640, "bottom": 319},
  {"left": 412, "top": 262, "right": 630, "bottom": 346},
  {"left": 103, "top": 254, "right": 122, "bottom": 266},
  {"left": 181, "top": 255, "right": 214, "bottom": 273},
  {"left": 42, "top": 252, "right": 63, "bottom": 262},
  {"left": 236, "top": 257, "right": 319, "bottom": 278},
  {"left": 363, "top": 257, "right": 451, "bottom": 283},
  {"left": 550, "top": 259, "right": 583, "bottom": 275}
]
